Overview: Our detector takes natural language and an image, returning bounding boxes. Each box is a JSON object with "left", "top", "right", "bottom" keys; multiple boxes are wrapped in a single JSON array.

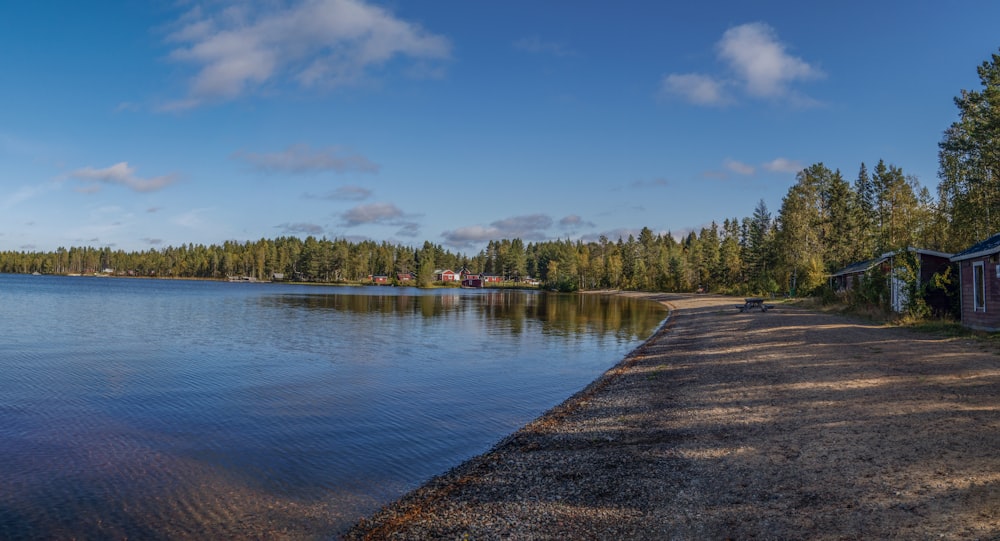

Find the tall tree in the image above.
[
  {"left": 822, "top": 168, "right": 855, "bottom": 270},
  {"left": 416, "top": 241, "right": 436, "bottom": 287},
  {"left": 776, "top": 165, "right": 825, "bottom": 295},
  {"left": 851, "top": 162, "right": 877, "bottom": 260},
  {"left": 745, "top": 199, "right": 777, "bottom": 294},
  {"left": 938, "top": 49, "right": 1000, "bottom": 250},
  {"left": 872, "top": 160, "right": 921, "bottom": 252}
]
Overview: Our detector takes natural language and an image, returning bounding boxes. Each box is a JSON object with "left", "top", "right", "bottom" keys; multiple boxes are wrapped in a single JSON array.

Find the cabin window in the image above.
[{"left": 974, "top": 261, "right": 986, "bottom": 312}]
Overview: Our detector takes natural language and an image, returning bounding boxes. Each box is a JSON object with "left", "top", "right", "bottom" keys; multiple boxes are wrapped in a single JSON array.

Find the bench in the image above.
[{"left": 738, "top": 298, "right": 774, "bottom": 312}]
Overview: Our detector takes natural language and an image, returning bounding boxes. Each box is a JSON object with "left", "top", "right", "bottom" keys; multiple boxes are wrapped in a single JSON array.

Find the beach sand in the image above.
[{"left": 344, "top": 293, "right": 1000, "bottom": 540}]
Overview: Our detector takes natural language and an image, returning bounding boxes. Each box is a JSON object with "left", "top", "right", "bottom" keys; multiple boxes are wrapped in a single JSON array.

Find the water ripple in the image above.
[{"left": 0, "top": 275, "right": 664, "bottom": 537}]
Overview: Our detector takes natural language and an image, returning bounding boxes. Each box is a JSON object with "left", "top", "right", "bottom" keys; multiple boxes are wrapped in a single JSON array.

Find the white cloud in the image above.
[
  {"left": 306, "top": 185, "right": 373, "bottom": 201},
  {"left": 71, "top": 162, "right": 176, "bottom": 193},
  {"left": 234, "top": 144, "right": 379, "bottom": 174},
  {"left": 661, "top": 22, "right": 822, "bottom": 107},
  {"left": 441, "top": 214, "right": 553, "bottom": 249},
  {"left": 559, "top": 214, "right": 596, "bottom": 229},
  {"left": 762, "top": 157, "right": 803, "bottom": 174},
  {"left": 661, "top": 73, "right": 729, "bottom": 106},
  {"left": 440, "top": 225, "right": 501, "bottom": 248},
  {"left": 163, "top": 0, "right": 451, "bottom": 109},
  {"left": 717, "top": 23, "right": 823, "bottom": 99},
  {"left": 491, "top": 214, "right": 553, "bottom": 234},
  {"left": 276, "top": 222, "right": 325, "bottom": 235},
  {"left": 341, "top": 202, "right": 403, "bottom": 226},
  {"left": 725, "top": 159, "right": 756, "bottom": 175}
]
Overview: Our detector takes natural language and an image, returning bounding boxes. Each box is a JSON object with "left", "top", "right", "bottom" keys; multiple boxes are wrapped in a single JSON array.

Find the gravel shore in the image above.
[{"left": 344, "top": 294, "right": 1000, "bottom": 540}]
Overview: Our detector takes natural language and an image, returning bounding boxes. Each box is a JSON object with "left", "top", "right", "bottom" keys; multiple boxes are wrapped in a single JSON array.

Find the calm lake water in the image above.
[{"left": 0, "top": 274, "right": 665, "bottom": 539}]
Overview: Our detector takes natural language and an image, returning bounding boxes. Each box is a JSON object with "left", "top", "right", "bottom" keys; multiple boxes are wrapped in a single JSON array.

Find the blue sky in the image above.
[{"left": 1, "top": 1, "right": 998, "bottom": 254}]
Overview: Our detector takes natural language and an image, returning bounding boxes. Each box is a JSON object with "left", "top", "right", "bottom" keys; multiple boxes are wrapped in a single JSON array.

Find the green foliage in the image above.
[
  {"left": 855, "top": 266, "right": 890, "bottom": 310},
  {"left": 938, "top": 49, "right": 1000, "bottom": 250}
]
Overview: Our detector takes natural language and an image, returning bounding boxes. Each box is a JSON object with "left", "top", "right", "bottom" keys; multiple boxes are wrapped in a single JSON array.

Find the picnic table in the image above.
[{"left": 739, "top": 297, "right": 773, "bottom": 312}]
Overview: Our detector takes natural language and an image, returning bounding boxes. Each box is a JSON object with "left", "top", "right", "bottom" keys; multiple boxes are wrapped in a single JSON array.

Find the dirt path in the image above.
[{"left": 345, "top": 294, "right": 1000, "bottom": 540}]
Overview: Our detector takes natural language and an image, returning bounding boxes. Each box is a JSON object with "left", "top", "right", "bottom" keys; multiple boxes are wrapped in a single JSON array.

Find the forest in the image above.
[{"left": 2, "top": 51, "right": 999, "bottom": 303}]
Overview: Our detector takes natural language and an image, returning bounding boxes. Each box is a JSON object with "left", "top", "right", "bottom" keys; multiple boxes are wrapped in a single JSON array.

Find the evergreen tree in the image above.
[
  {"left": 745, "top": 199, "right": 777, "bottom": 295},
  {"left": 852, "top": 162, "right": 877, "bottom": 260},
  {"left": 938, "top": 49, "right": 1000, "bottom": 249},
  {"left": 416, "top": 241, "right": 436, "bottom": 287}
]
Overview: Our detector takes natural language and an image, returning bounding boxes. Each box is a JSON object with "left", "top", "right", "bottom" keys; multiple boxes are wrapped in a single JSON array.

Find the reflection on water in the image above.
[
  {"left": 0, "top": 275, "right": 664, "bottom": 539},
  {"left": 268, "top": 289, "right": 660, "bottom": 339}
]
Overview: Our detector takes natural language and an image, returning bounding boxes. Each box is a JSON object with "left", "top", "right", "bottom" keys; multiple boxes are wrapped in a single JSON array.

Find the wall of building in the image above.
[{"left": 958, "top": 257, "right": 1000, "bottom": 331}]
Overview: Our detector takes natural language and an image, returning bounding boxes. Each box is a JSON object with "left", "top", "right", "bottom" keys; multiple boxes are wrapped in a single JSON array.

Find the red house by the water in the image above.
[
  {"left": 951, "top": 232, "right": 1000, "bottom": 331},
  {"left": 369, "top": 274, "right": 389, "bottom": 285},
  {"left": 461, "top": 276, "right": 483, "bottom": 288},
  {"left": 434, "top": 269, "right": 458, "bottom": 282}
]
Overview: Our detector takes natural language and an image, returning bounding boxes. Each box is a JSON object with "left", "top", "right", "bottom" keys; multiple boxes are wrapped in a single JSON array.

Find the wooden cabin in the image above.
[
  {"left": 950, "top": 233, "right": 1000, "bottom": 331},
  {"left": 830, "top": 248, "right": 952, "bottom": 313}
]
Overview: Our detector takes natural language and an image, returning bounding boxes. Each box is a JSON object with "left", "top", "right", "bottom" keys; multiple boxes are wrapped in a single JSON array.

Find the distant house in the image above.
[
  {"left": 830, "top": 248, "right": 952, "bottom": 313},
  {"left": 369, "top": 274, "right": 389, "bottom": 285},
  {"left": 951, "top": 233, "right": 1000, "bottom": 330},
  {"left": 434, "top": 269, "right": 459, "bottom": 282},
  {"left": 830, "top": 257, "right": 883, "bottom": 292},
  {"left": 396, "top": 272, "right": 413, "bottom": 283},
  {"left": 458, "top": 267, "right": 475, "bottom": 281},
  {"left": 481, "top": 274, "right": 503, "bottom": 283},
  {"left": 462, "top": 276, "right": 483, "bottom": 288}
]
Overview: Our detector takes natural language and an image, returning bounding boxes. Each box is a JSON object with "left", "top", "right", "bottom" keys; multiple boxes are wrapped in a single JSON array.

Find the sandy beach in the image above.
[{"left": 344, "top": 293, "right": 1000, "bottom": 540}]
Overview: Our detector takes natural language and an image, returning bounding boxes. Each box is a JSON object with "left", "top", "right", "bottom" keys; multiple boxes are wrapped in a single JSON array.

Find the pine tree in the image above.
[
  {"left": 938, "top": 49, "right": 1000, "bottom": 248},
  {"left": 852, "top": 162, "right": 877, "bottom": 260}
]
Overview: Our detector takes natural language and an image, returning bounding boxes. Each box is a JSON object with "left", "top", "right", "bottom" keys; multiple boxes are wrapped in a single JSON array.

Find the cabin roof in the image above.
[
  {"left": 951, "top": 232, "right": 1000, "bottom": 262},
  {"left": 830, "top": 257, "right": 884, "bottom": 278}
]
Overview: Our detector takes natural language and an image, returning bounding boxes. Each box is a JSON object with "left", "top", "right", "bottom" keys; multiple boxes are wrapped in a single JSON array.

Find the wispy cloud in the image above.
[
  {"left": 339, "top": 202, "right": 419, "bottom": 236},
  {"left": 513, "top": 36, "right": 575, "bottom": 57},
  {"left": 305, "top": 185, "right": 373, "bottom": 201},
  {"left": 162, "top": 0, "right": 451, "bottom": 109},
  {"left": 762, "top": 157, "right": 803, "bottom": 174},
  {"left": 71, "top": 162, "right": 177, "bottom": 193},
  {"left": 341, "top": 202, "right": 403, "bottom": 226},
  {"left": 559, "top": 215, "right": 596, "bottom": 229},
  {"left": 661, "top": 73, "right": 730, "bottom": 106},
  {"left": 724, "top": 159, "right": 756, "bottom": 175},
  {"left": 276, "top": 222, "right": 325, "bottom": 235},
  {"left": 234, "top": 144, "right": 379, "bottom": 174},
  {"left": 442, "top": 214, "right": 553, "bottom": 249},
  {"left": 661, "top": 22, "right": 823, "bottom": 107},
  {"left": 707, "top": 156, "right": 802, "bottom": 179},
  {"left": 629, "top": 177, "right": 670, "bottom": 189}
]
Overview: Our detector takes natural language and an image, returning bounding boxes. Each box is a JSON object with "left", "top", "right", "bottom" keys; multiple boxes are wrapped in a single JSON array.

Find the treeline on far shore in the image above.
[{"left": 3, "top": 51, "right": 1000, "bottom": 307}]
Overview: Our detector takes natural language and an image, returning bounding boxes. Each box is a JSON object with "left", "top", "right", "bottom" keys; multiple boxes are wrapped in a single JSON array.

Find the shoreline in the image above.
[
  {"left": 343, "top": 291, "right": 677, "bottom": 539},
  {"left": 343, "top": 293, "right": 1000, "bottom": 539}
]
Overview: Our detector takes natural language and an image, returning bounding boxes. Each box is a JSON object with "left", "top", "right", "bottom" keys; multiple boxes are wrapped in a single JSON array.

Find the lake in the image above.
[{"left": 0, "top": 274, "right": 666, "bottom": 539}]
